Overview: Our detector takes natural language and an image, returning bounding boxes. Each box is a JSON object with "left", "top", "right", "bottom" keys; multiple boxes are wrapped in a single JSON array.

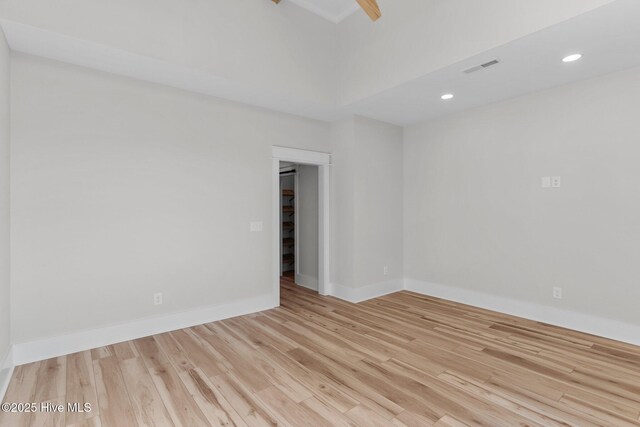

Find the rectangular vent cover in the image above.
[{"left": 463, "top": 59, "right": 501, "bottom": 74}]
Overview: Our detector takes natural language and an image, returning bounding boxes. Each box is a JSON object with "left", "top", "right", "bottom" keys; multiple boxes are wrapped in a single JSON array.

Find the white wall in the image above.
[
  {"left": 5, "top": 0, "right": 638, "bottom": 356},
  {"left": 297, "top": 164, "right": 318, "bottom": 290},
  {"left": 404, "top": 65, "right": 640, "bottom": 325},
  {"left": 330, "top": 119, "right": 356, "bottom": 290},
  {"left": 331, "top": 116, "right": 403, "bottom": 295},
  {"left": 0, "top": 27, "right": 10, "bottom": 366},
  {"left": 336, "top": 0, "right": 615, "bottom": 105},
  {"left": 352, "top": 117, "right": 403, "bottom": 288},
  {"left": 10, "top": 54, "right": 331, "bottom": 343}
]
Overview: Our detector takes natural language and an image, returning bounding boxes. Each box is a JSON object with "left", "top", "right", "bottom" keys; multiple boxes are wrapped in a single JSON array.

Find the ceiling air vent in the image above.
[{"left": 463, "top": 59, "right": 501, "bottom": 74}]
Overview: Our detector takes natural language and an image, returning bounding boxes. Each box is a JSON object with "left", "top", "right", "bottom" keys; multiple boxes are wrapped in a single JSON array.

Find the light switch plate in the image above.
[
  {"left": 250, "top": 221, "right": 263, "bottom": 232},
  {"left": 541, "top": 177, "right": 551, "bottom": 188}
]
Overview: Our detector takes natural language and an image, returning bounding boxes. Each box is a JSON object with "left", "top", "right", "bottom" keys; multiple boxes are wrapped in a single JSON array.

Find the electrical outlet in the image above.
[
  {"left": 552, "top": 287, "right": 562, "bottom": 300},
  {"left": 383, "top": 266, "right": 389, "bottom": 276},
  {"left": 551, "top": 176, "right": 562, "bottom": 188},
  {"left": 154, "top": 293, "right": 163, "bottom": 305}
]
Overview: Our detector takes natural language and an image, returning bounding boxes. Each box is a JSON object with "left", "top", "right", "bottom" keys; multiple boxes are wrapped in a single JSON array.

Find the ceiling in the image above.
[
  {"left": 1, "top": 0, "right": 639, "bottom": 125},
  {"left": 348, "top": 0, "right": 640, "bottom": 125},
  {"left": 288, "top": 0, "right": 360, "bottom": 23}
]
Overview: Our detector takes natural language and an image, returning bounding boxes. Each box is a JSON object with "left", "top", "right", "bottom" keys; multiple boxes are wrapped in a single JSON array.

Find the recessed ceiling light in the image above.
[
  {"left": 562, "top": 54, "right": 582, "bottom": 63},
  {"left": 441, "top": 94, "right": 454, "bottom": 100}
]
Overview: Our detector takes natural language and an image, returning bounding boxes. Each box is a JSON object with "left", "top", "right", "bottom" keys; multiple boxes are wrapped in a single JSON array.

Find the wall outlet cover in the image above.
[
  {"left": 553, "top": 287, "right": 563, "bottom": 299},
  {"left": 153, "top": 293, "right": 163, "bottom": 305}
]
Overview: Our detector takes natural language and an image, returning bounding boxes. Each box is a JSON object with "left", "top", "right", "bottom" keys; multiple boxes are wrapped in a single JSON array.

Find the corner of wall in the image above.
[
  {"left": 330, "top": 279, "right": 404, "bottom": 303},
  {"left": 0, "top": 20, "right": 13, "bottom": 403},
  {"left": 0, "top": 346, "right": 14, "bottom": 402}
]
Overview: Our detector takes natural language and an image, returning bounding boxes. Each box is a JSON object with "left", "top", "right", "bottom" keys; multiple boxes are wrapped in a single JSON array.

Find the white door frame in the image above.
[{"left": 272, "top": 146, "right": 331, "bottom": 306}]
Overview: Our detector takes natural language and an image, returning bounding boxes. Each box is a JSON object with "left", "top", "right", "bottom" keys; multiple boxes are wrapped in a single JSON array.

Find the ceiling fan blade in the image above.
[{"left": 356, "top": 0, "right": 382, "bottom": 21}]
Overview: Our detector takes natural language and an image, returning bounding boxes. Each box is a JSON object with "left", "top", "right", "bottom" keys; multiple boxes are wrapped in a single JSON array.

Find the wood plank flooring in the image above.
[{"left": 2, "top": 277, "right": 640, "bottom": 426}]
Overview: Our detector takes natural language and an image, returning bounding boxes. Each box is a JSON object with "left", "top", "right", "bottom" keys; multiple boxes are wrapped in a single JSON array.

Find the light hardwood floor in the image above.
[{"left": 2, "top": 277, "right": 640, "bottom": 426}]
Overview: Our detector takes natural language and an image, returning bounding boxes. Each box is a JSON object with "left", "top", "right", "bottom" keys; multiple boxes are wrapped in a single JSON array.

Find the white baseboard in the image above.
[
  {"left": 12, "top": 294, "right": 275, "bottom": 366},
  {"left": 0, "top": 347, "right": 14, "bottom": 403},
  {"left": 9, "top": 277, "right": 640, "bottom": 371},
  {"left": 405, "top": 278, "right": 640, "bottom": 347},
  {"left": 295, "top": 273, "right": 318, "bottom": 291},
  {"left": 331, "top": 279, "right": 404, "bottom": 303}
]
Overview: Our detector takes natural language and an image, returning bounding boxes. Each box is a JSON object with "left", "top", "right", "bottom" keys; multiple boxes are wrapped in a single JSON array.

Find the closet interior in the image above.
[{"left": 280, "top": 164, "right": 296, "bottom": 276}]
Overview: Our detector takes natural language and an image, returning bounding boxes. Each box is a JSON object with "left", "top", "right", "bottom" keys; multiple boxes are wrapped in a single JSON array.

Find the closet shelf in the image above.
[
  {"left": 282, "top": 238, "right": 295, "bottom": 247},
  {"left": 281, "top": 178, "right": 295, "bottom": 273},
  {"left": 282, "top": 254, "right": 295, "bottom": 264}
]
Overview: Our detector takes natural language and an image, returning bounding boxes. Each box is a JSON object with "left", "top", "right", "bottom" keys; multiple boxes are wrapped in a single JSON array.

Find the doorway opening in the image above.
[
  {"left": 271, "top": 147, "right": 330, "bottom": 307},
  {"left": 279, "top": 162, "right": 319, "bottom": 297}
]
